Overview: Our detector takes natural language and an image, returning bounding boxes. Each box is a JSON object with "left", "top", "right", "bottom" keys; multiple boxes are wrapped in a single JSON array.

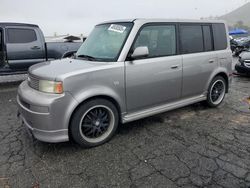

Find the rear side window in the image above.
[
  {"left": 133, "top": 25, "right": 176, "bottom": 58},
  {"left": 212, "top": 23, "right": 227, "bottom": 50},
  {"left": 180, "top": 25, "right": 204, "bottom": 54},
  {"left": 7, "top": 28, "right": 37, "bottom": 43},
  {"left": 202, "top": 25, "right": 213, "bottom": 51}
]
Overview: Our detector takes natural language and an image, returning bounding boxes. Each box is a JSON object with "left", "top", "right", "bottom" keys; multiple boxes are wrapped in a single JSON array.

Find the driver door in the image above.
[
  {"left": 125, "top": 24, "right": 183, "bottom": 112},
  {"left": 5, "top": 27, "right": 45, "bottom": 69}
]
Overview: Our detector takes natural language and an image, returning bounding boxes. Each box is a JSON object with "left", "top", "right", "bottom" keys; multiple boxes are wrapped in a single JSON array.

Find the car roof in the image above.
[
  {"left": 0, "top": 22, "right": 39, "bottom": 28},
  {"left": 99, "top": 18, "right": 226, "bottom": 25}
]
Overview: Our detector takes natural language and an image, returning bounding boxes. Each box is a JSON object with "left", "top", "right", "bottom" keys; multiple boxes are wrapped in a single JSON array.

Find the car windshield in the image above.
[{"left": 76, "top": 22, "right": 133, "bottom": 62}]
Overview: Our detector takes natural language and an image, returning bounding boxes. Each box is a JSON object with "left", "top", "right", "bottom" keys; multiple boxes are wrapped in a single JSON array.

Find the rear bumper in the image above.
[{"left": 17, "top": 81, "right": 78, "bottom": 143}]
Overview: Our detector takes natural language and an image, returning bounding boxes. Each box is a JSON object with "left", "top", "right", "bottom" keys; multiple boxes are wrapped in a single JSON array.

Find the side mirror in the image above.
[{"left": 130, "top": 46, "right": 149, "bottom": 60}]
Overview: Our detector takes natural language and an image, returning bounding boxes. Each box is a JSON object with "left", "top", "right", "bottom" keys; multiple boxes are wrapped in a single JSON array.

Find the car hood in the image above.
[{"left": 29, "top": 58, "right": 112, "bottom": 81}]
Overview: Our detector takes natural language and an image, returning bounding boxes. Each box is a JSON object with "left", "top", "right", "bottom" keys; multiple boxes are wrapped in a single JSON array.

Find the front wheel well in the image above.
[
  {"left": 213, "top": 72, "right": 229, "bottom": 93},
  {"left": 69, "top": 95, "right": 122, "bottom": 129}
]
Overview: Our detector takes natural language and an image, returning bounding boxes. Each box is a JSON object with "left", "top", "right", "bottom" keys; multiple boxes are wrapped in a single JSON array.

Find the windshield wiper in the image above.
[{"left": 77, "top": 54, "right": 97, "bottom": 61}]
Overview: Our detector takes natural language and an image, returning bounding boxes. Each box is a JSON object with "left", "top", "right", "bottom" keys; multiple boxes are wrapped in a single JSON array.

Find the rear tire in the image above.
[
  {"left": 70, "top": 99, "right": 119, "bottom": 148},
  {"left": 206, "top": 76, "right": 226, "bottom": 107}
]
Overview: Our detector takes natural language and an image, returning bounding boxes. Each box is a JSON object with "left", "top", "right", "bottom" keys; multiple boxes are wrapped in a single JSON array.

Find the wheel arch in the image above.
[
  {"left": 68, "top": 94, "right": 123, "bottom": 138},
  {"left": 214, "top": 72, "right": 229, "bottom": 93},
  {"left": 206, "top": 70, "right": 229, "bottom": 93}
]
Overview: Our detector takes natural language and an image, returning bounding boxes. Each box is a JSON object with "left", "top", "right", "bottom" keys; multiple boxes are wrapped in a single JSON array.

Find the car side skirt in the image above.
[{"left": 122, "top": 94, "right": 207, "bottom": 123}]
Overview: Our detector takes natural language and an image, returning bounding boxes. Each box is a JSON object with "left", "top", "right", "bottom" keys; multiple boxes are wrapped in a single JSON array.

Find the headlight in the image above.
[
  {"left": 244, "top": 60, "right": 250, "bottom": 68},
  {"left": 39, "top": 80, "right": 63, "bottom": 94}
]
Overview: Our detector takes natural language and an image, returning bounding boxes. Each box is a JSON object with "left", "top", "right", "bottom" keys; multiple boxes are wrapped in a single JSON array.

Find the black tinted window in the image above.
[
  {"left": 133, "top": 25, "right": 176, "bottom": 58},
  {"left": 212, "top": 23, "right": 227, "bottom": 50},
  {"left": 180, "top": 25, "right": 204, "bottom": 54},
  {"left": 0, "top": 30, "right": 2, "bottom": 51},
  {"left": 203, "top": 25, "right": 213, "bottom": 51},
  {"left": 7, "top": 28, "right": 37, "bottom": 43}
]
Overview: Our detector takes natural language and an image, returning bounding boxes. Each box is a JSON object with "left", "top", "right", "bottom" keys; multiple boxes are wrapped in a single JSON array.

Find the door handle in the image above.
[
  {"left": 209, "top": 59, "right": 215, "bottom": 63},
  {"left": 31, "top": 46, "right": 41, "bottom": 50},
  {"left": 171, "top": 65, "right": 179, "bottom": 69}
]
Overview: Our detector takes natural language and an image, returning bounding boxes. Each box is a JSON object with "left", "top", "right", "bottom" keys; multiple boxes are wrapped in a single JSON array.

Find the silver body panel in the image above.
[
  {"left": 17, "top": 81, "right": 78, "bottom": 142},
  {"left": 125, "top": 55, "right": 183, "bottom": 112},
  {"left": 17, "top": 19, "right": 232, "bottom": 143}
]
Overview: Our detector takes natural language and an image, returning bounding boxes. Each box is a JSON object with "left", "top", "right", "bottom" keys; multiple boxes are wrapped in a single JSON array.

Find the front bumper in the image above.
[
  {"left": 17, "top": 81, "right": 78, "bottom": 143},
  {"left": 235, "top": 63, "right": 250, "bottom": 75},
  {"left": 19, "top": 113, "right": 69, "bottom": 142}
]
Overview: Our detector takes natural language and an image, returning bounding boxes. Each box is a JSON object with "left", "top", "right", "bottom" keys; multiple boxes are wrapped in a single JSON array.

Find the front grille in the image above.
[{"left": 28, "top": 74, "right": 39, "bottom": 90}]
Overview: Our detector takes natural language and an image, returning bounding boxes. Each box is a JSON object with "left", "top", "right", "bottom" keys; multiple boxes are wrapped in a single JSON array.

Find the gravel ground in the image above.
[
  {"left": 0, "top": 74, "right": 27, "bottom": 85},
  {"left": 0, "top": 73, "right": 250, "bottom": 188}
]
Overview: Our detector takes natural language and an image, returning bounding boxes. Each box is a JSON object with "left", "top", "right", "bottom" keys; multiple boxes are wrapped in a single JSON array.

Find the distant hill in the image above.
[{"left": 220, "top": 2, "right": 250, "bottom": 27}]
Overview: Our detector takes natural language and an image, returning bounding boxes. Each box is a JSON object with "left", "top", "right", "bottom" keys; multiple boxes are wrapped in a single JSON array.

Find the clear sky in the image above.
[{"left": 0, "top": 0, "right": 249, "bottom": 36}]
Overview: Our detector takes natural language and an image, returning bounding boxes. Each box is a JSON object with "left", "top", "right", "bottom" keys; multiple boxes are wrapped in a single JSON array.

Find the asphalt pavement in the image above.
[{"left": 0, "top": 70, "right": 250, "bottom": 188}]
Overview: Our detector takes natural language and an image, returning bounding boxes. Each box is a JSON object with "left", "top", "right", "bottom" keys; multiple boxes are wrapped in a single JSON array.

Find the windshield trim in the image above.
[
  {"left": 113, "top": 22, "right": 134, "bottom": 62},
  {"left": 77, "top": 22, "right": 134, "bottom": 62}
]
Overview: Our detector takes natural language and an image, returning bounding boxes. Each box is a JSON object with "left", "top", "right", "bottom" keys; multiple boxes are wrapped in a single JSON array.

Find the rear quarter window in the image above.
[
  {"left": 7, "top": 28, "right": 37, "bottom": 43},
  {"left": 212, "top": 23, "right": 227, "bottom": 50}
]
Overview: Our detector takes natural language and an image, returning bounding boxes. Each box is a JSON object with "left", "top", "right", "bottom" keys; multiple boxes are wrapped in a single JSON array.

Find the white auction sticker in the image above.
[{"left": 108, "top": 24, "right": 126, "bottom": 33}]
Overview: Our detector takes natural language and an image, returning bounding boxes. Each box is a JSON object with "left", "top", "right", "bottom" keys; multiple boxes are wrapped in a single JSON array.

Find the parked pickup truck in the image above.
[{"left": 0, "top": 22, "right": 82, "bottom": 74}]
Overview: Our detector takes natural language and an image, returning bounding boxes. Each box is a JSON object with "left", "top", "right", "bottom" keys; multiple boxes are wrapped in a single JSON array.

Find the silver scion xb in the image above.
[{"left": 17, "top": 19, "right": 232, "bottom": 147}]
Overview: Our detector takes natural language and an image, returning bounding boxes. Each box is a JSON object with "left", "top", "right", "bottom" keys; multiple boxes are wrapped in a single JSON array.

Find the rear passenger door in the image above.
[
  {"left": 180, "top": 24, "right": 218, "bottom": 98},
  {"left": 125, "top": 24, "right": 182, "bottom": 112},
  {"left": 6, "top": 27, "right": 45, "bottom": 69}
]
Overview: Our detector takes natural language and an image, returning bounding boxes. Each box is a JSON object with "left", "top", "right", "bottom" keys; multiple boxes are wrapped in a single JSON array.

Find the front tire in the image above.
[
  {"left": 206, "top": 76, "right": 226, "bottom": 107},
  {"left": 70, "top": 99, "right": 119, "bottom": 147}
]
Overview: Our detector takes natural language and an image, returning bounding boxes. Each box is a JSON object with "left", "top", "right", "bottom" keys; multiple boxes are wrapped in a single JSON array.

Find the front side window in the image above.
[
  {"left": 180, "top": 25, "right": 204, "bottom": 54},
  {"left": 132, "top": 25, "right": 176, "bottom": 58},
  {"left": 76, "top": 22, "right": 133, "bottom": 62},
  {"left": 7, "top": 28, "right": 37, "bottom": 43}
]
